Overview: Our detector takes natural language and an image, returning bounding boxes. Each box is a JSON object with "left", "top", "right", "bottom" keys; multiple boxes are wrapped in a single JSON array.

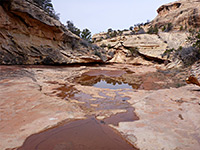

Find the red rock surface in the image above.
[{"left": 0, "top": 64, "right": 199, "bottom": 150}]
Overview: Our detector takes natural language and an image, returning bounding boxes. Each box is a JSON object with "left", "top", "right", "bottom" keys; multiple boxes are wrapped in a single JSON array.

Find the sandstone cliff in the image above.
[
  {"left": 92, "top": 0, "right": 200, "bottom": 66},
  {"left": 93, "top": 31, "right": 189, "bottom": 65},
  {"left": 152, "top": 0, "right": 200, "bottom": 31},
  {"left": 0, "top": 0, "right": 106, "bottom": 65}
]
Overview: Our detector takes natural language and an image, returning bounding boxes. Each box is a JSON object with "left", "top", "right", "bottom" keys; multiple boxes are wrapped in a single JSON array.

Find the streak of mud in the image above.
[{"left": 103, "top": 107, "right": 139, "bottom": 126}]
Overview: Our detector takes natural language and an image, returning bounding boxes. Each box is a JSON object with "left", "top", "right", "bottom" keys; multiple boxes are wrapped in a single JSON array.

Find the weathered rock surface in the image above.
[
  {"left": 0, "top": 66, "right": 85, "bottom": 150},
  {"left": 123, "top": 34, "right": 167, "bottom": 59},
  {"left": 1, "top": 64, "right": 200, "bottom": 150},
  {"left": 114, "top": 85, "right": 200, "bottom": 150},
  {"left": 92, "top": 0, "right": 200, "bottom": 66},
  {"left": 158, "top": 32, "right": 188, "bottom": 49},
  {"left": 93, "top": 32, "right": 189, "bottom": 64},
  {"left": 0, "top": 0, "right": 105, "bottom": 65},
  {"left": 152, "top": 0, "right": 200, "bottom": 30}
]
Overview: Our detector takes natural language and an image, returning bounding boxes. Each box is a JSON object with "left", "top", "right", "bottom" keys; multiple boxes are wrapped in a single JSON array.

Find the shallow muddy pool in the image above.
[
  {"left": 18, "top": 117, "right": 137, "bottom": 150},
  {"left": 75, "top": 68, "right": 187, "bottom": 90},
  {"left": 19, "top": 79, "right": 139, "bottom": 150}
]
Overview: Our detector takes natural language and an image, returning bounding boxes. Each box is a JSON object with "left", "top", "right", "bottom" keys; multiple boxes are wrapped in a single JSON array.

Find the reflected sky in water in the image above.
[{"left": 93, "top": 80, "right": 132, "bottom": 89}]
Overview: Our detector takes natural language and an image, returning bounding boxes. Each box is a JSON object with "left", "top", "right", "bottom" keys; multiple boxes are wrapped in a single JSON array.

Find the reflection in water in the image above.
[
  {"left": 75, "top": 69, "right": 187, "bottom": 90},
  {"left": 56, "top": 85, "right": 79, "bottom": 100},
  {"left": 93, "top": 79, "right": 133, "bottom": 89},
  {"left": 39, "top": 73, "right": 141, "bottom": 150},
  {"left": 75, "top": 75, "right": 141, "bottom": 90}
]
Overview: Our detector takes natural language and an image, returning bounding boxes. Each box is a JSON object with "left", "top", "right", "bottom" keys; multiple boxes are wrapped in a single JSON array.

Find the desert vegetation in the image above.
[
  {"left": 66, "top": 21, "right": 92, "bottom": 42},
  {"left": 147, "top": 26, "right": 158, "bottom": 34},
  {"left": 162, "top": 30, "right": 200, "bottom": 66},
  {"left": 33, "top": 0, "right": 60, "bottom": 20}
]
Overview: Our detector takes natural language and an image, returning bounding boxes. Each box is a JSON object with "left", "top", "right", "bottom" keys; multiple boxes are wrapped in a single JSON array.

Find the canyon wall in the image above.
[
  {"left": 0, "top": 0, "right": 106, "bottom": 65},
  {"left": 152, "top": 0, "right": 200, "bottom": 30}
]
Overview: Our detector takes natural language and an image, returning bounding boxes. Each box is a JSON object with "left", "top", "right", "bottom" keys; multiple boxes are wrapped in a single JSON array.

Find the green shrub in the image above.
[
  {"left": 107, "top": 28, "right": 113, "bottom": 33},
  {"left": 162, "top": 48, "right": 175, "bottom": 58},
  {"left": 129, "top": 26, "right": 134, "bottom": 31},
  {"left": 165, "top": 23, "right": 173, "bottom": 32},
  {"left": 81, "top": 28, "right": 92, "bottom": 42},
  {"left": 66, "top": 21, "right": 92, "bottom": 42},
  {"left": 100, "top": 43, "right": 107, "bottom": 48},
  {"left": 147, "top": 26, "right": 158, "bottom": 34},
  {"left": 180, "top": 26, "right": 183, "bottom": 31},
  {"left": 187, "top": 30, "right": 200, "bottom": 50},
  {"left": 164, "top": 30, "right": 200, "bottom": 66},
  {"left": 174, "top": 46, "right": 200, "bottom": 66},
  {"left": 163, "top": 48, "right": 175, "bottom": 55},
  {"left": 178, "top": 46, "right": 183, "bottom": 50},
  {"left": 117, "top": 30, "right": 123, "bottom": 36},
  {"left": 33, "top": 0, "right": 60, "bottom": 20},
  {"left": 109, "top": 30, "right": 118, "bottom": 38},
  {"left": 66, "top": 21, "right": 81, "bottom": 37},
  {"left": 107, "top": 44, "right": 112, "bottom": 49},
  {"left": 162, "top": 26, "right": 166, "bottom": 32},
  {"left": 127, "top": 47, "right": 139, "bottom": 56}
]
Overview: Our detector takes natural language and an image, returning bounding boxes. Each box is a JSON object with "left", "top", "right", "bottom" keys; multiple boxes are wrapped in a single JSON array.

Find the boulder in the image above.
[{"left": 186, "top": 60, "right": 200, "bottom": 86}]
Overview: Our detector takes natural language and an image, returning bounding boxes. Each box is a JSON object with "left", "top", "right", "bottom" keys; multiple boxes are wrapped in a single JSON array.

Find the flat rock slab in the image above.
[
  {"left": 0, "top": 68, "right": 85, "bottom": 150},
  {"left": 114, "top": 85, "right": 200, "bottom": 150}
]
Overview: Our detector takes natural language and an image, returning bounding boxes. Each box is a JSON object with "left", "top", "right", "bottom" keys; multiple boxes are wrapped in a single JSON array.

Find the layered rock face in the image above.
[
  {"left": 152, "top": 0, "right": 200, "bottom": 30},
  {"left": 123, "top": 34, "right": 168, "bottom": 59},
  {"left": 93, "top": 32, "right": 188, "bottom": 65},
  {"left": 0, "top": 0, "right": 105, "bottom": 65},
  {"left": 92, "top": 0, "right": 200, "bottom": 65}
]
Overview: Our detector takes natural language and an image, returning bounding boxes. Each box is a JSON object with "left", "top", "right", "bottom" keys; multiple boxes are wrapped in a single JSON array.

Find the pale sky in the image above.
[{"left": 52, "top": 0, "right": 175, "bottom": 34}]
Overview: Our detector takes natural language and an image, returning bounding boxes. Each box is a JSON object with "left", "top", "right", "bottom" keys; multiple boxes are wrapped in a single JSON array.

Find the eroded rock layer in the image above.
[
  {"left": 0, "top": 0, "right": 105, "bottom": 65},
  {"left": 152, "top": 0, "right": 200, "bottom": 30}
]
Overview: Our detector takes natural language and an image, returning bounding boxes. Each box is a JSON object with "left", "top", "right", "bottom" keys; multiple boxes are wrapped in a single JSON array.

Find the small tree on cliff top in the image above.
[
  {"left": 81, "top": 28, "right": 92, "bottom": 42},
  {"left": 33, "top": 0, "right": 60, "bottom": 20},
  {"left": 66, "top": 21, "right": 92, "bottom": 42},
  {"left": 66, "top": 21, "right": 81, "bottom": 37}
]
